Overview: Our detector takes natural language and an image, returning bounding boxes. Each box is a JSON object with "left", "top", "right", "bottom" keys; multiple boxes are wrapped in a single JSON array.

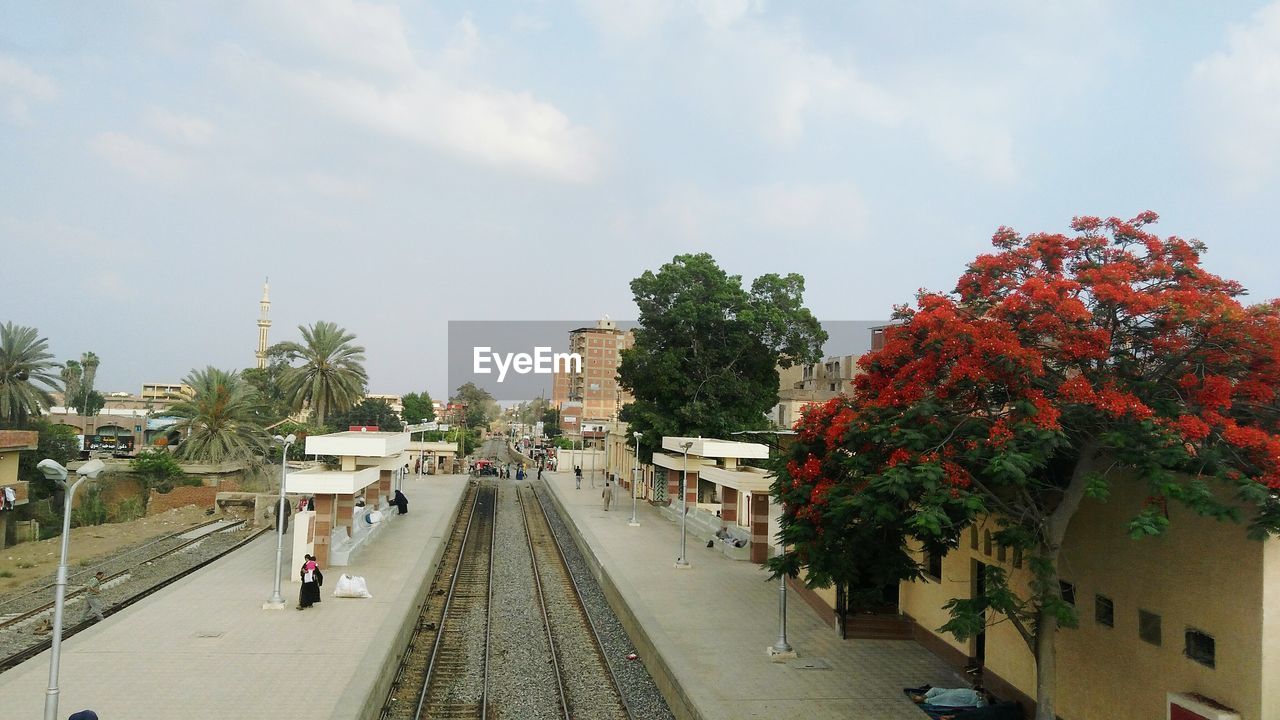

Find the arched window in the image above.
[
  {"left": 983, "top": 530, "right": 993, "bottom": 556},
  {"left": 970, "top": 525, "right": 978, "bottom": 550}
]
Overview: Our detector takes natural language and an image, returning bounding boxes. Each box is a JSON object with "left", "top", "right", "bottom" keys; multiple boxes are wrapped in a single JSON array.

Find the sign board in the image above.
[
  {"left": 349, "top": 425, "right": 379, "bottom": 432},
  {"left": 404, "top": 422, "right": 439, "bottom": 433},
  {"left": 438, "top": 424, "right": 451, "bottom": 431},
  {"left": 85, "top": 435, "right": 135, "bottom": 452}
]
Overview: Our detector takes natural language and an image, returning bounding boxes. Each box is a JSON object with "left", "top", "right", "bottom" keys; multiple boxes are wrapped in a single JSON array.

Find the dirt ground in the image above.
[{"left": 0, "top": 506, "right": 212, "bottom": 592}]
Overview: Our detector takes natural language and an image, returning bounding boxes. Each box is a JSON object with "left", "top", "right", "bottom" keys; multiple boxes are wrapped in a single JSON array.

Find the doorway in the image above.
[{"left": 973, "top": 559, "right": 987, "bottom": 668}]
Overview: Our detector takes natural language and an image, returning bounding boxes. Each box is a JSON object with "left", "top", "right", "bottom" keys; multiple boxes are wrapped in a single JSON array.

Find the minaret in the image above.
[{"left": 256, "top": 278, "right": 271, "bottom": 369}]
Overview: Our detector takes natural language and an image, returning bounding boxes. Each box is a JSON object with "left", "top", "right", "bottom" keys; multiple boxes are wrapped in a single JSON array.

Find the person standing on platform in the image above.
[
  {"left": 601, "top": 480, "right": 614, "bottom": 511},
  {"left": 393, "top": 489, "right": 409, "bottom": 515},
  {"left": 537, "top": 464, "right": 543, "bottom": 481},
  {"left": 82, "top": 571, "right": 106, "bottom": 622},
  {"left": 298, "top": 555, "right": 322, "bottom": 610},
  {"left": 574, "top": 466, "right": 582, "bottom": 489},
  {"left": 2, "top": 484, "right": 14, "bottom": 510}
]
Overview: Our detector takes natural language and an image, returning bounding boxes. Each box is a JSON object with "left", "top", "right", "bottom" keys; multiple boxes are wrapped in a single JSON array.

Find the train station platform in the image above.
[
  {"left": 0, "top": 473, "right": 470, "bottom": 720},
  {"left": 541, "top": 470, "right": 968, "bottom": 720}
]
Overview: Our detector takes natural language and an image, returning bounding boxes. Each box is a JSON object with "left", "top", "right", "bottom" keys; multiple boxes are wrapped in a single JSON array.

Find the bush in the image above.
[
  {"left": 132, "top": 449, "right": 188, "bottom": 492},
  {"left": 71, "top": 484, "right": 108, "bottom": 527},
  {"left": 109, "top": 497, "right": 146, "bottom": 523}
]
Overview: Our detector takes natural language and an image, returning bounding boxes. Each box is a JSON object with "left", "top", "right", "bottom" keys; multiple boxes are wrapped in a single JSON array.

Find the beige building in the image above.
[
  {"left": 0, "top": 430, "right": 35, "bottom": 548},
  {"left": 769, "top": 354, "right": 859, "bottom": 429},
  {"left": 552, "top": 317, "right": 633, "bottom": 422},
  {"left": 892, "top": 478, "right": 1278, "bottom": 720},
  {"left": 141, "top": 382, "right": 192, "bottom": 402}
]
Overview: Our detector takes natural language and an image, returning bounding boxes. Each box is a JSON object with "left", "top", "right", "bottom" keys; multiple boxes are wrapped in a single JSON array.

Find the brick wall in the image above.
[{"left": 147, "top": 485, "right": 220, "bottom": 515}]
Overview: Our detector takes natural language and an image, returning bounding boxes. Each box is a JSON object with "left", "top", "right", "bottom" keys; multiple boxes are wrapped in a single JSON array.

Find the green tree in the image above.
[
  {"left": 131, "top": 449, "right": 189, "bottom": 492},
  {"left": 450, "top": 382, "right": 498, "bottom": 429},
  {"left": 242, "top": 345, "right": 294, "bottom": 424},
  {"left": 401, "top": 390, "right": 436, "bottom": 424},
  {"left": 60, "top": 352, "right": 106, "bottom": 416},
  {"left": 0, "top": 322, "right": 62, "bottom": 427},
  {"left": 541, "top": 407, "right": 561, "bottom": 438},
  {"left": 327, "top": 397, "right": 405, "bottom": 432},
  {"left": 277, "top": 321, "right": 368, "bottom": 426},
  {"left": 168, "top": 367, "right": 270, "bottom": 464},
  {"left": 618, "top": 253, "right": 826, "bottom": 458},
  {"left": 774, "top": 214, "right": 1280, "bottom": 719},
  {"left": 18, "top": 420, "right": 80, "bottom": 501}
]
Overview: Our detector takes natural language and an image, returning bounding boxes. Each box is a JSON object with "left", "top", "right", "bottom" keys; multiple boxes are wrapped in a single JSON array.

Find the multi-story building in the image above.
[
  {"left": 141, "top": 383, "right": 192, "bottom": 402},
  {"left": 553, "top": 317, "right": 633, "bottom": 423},
  {"left": 769, "top": 354, "right": 859, "bottom": 429}
]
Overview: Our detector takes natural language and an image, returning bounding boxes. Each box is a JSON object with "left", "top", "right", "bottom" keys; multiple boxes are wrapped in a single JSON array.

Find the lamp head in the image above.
[
  {"left": 37, "top": 459, "right": 69, "bottom": 484},
  {"left": 77, "top": 459, "right": 106, "bottom": 480}
]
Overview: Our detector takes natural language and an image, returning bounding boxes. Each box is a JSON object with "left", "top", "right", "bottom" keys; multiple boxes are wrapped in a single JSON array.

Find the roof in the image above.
[
  {"left": 660, "top": 436, "right": 770, "bottom": 459},
  {"left": 0, "top": 430, "right": 38, "bottom": 451}
]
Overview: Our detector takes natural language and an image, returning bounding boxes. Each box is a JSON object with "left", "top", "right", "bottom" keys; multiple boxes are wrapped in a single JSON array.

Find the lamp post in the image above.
[
  {"left": 771, "top": 542, "right": 794, "bottom": 656},
  {"left": 628, "top": 431, "right": 641, "bottom": 527},
  {"left": 676, "top": 440, "right": 693, "bottom": 568},
  {"left": 36, "top": 458, "right": 106, "bottom": 720},
  {"left": 263, "top": 434, "right": 295, "bottom": 609}
]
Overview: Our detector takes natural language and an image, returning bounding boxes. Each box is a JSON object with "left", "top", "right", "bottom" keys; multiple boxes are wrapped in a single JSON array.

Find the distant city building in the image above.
[
  {"left": 769, "top": 354, "right": 859, "bottom": 429},
  {"left": 141, "top": 383, "right": 192, "bottom": 402},
  {"left": 256, "top": 278, "right": 272, "bottom": 369},
  {"left": 551, "top": 316, "right": 633, "bottom": 423},
  {"left": 365, "top": 394, "right": 404, "bottom": 417}
]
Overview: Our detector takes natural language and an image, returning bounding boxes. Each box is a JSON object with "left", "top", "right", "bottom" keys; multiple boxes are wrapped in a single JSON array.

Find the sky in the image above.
[{"left": 3, "top": 1, "right": 1280, "bottom": 400}]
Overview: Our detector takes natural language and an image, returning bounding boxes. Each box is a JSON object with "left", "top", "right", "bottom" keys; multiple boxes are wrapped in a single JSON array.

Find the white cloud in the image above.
[
  {"left": 146, "top": 108, "right": 215, "bottom": 146},
  {"left": 89, "top": 132, "right": 187, "bottom": 180},
  {"left": 232, "top": 0, "right": 599, "bottom": 182},
  {"left": 0, "top": 55, "right": 58, "bottom": 124},
  {"left": 0, "top": 216, "right": 112, "bottom": 256},
  {"left": 1189, "top": 1, "right": 1280, "bottom": 192}
]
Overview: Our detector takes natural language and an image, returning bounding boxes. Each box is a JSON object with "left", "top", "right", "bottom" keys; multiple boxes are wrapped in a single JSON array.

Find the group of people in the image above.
[{"left": 298, "top": 554, "right": 322, "bottom": 610}]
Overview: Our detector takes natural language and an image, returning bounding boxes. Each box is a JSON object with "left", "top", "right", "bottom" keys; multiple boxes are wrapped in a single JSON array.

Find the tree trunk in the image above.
[{"left": 1033, "top": 578, "right": 1059, "bottom": 720}]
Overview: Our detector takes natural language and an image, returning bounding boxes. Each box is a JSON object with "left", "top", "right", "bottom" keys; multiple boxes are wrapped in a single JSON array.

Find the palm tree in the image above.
[
  {"left": 0, "top": 322, "right": 62, "bottom": 427},
  {"left": 277, "top": 321, "right": 368, "bottom": 427},
  {"left": 168, "top": 367, "right": 270, "bottom": 463}
]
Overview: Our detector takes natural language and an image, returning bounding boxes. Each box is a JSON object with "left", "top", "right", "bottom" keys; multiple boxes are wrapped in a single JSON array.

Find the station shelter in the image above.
[
  {"left": 407, "top": 440, "right": 458, "bottom": 474},
  {"left": 285, "top": 430, "right": 409, "bottom": 572},
  {"left": 653, "top": 437, "right": 779, "bottom": 563}
]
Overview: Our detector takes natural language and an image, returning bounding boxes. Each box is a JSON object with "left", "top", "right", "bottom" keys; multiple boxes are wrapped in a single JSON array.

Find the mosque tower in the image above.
[{"left": 256, "top": 278, "right": 271, "bottom": 369}]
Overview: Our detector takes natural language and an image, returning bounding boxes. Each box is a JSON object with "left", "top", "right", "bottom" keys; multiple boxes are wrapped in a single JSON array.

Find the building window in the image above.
[
  {"left": 983, "top": 530, "right": 992, "bottom": 556},
  {"left": 1185, "top": 629, "right": 1215, "bottom": 668},
  {"left": 1139, "top": 610, "right": 1162, "bottom": 646},
  {"left": 1059, "top": 580, "right": 1076, "bottom": 606},
  {"left": 1095, "top": 595, "right": 1114, "bottom": 627},
  {"left": 1012, "top": 547, "right": 1023, "bottom": 569},
  {"left": 996, "top": 543, "right": 1007, "bottom": 563},
  {"left": 924, "top": 549, "right": 944, "bottom": 581},
  {"left": 969, "top": 526, "right": 978, "bottom": 550}
]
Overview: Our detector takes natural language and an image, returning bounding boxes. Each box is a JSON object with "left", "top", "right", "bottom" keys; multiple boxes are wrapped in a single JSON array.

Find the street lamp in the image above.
[
  {"left": 676, "top": 440, "right": 693, "bottom": 568},
  {"left": 36, "top": 457, "right": 106, "bottom": 720},
  {"left": 263, "top": 434, "right": 295, "bottom": 609},
  {"left": 628, "top": 431, "right": 641, "bottom": 527},
  {"left": 771, "top": 543, "right": 794, "bottom": 656}
]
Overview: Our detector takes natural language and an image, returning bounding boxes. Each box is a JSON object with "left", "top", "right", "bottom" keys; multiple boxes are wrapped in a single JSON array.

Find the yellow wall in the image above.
[
  {"left": 900, "top": 480, "right": 1275, "bottom": 720},
  {"left": 0, "top": 453, "right": 17, "bottom": 485}
]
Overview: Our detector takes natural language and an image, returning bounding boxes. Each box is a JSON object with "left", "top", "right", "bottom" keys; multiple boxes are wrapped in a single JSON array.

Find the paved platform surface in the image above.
[
  {"left": 542, "top": 470, "right": 967, "bottom": 720},
  {"left": 0, "top": 473, "right": 469, "bottom": 720}
]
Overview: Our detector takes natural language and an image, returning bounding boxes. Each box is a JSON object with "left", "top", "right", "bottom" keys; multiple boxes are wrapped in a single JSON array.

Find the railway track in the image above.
[
  {"left": 381, "top": 479, "right": 632, "bottom": 720},
  {"left": 518, "top": 484, "right": 630, "bottom": 720},
  {"left": 381, "top": 482, "right": 496, "bottom": 720},
  {"left": 0, "top": 521, "right": 268, "bottom": 673}
]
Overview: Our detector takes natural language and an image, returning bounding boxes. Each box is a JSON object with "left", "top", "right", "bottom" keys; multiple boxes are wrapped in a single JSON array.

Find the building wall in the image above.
[
  {"left": 901, "top": 480, "right": 1272, "bottom": 720},
  {"left": 1264, "top": 542, "right": 1280, "bottom": 720}
]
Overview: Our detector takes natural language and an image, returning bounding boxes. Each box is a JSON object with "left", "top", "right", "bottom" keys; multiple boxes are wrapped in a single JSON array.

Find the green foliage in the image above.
[
  {"left": 0, "top": 322, "right": 61, "bottom": 426},
  {"left": 18, "top": 420, "right": 80, "bottom": 501},
  {"left": 71, "top": 484, "right": 108, "bottom": 527},
  {"left": 131, "top": 449, "right": 187, "bottom": 492},
  {"left": 401, "top": 391, "right": 436, "bottom": 424},
  {"left": 242, "top": 345, "right": 295, "bottom": 424},
  {"left": 168, "top": 367, "right": 270, "bottom": 464},
  {"left": 277, "top": 321, "right": 368, "bottom": 426},
  {"left": 109, "top": 497, "right": 147, "bottom": 523},
  {"left": 619, "top": 253, "right": 826, "bottom": 459},
  {"left": 450, "top": 383, "right": 499, "bottom": 429},
  {"left": 553, "top": 436, "right": 575, "bottom": 449},
  {"left": 541, "top": 407, "right": 561, "bottom": 437},
  {"left": 326, "top": 398, "right": 405, "bottom": 433}
]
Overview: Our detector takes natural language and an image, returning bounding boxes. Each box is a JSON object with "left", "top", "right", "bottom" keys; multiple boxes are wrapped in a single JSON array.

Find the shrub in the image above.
[{"left": 131, "top": 449, "right": 188, "bottom": 492}]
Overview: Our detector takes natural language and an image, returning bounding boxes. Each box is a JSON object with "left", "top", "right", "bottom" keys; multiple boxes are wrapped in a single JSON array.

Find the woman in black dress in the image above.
[{"left": 298, "top": 554, "right": 322, "bottom": 609}]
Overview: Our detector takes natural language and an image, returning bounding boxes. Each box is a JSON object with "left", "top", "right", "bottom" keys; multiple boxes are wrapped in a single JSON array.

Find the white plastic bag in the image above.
[{"left": 333, "top": 574, "right": 373, "bottom": 598}]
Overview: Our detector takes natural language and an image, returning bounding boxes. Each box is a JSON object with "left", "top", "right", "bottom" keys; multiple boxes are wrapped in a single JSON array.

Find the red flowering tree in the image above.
[{"left": 770, "top": 213, "right": 1280, "bottom": 720}]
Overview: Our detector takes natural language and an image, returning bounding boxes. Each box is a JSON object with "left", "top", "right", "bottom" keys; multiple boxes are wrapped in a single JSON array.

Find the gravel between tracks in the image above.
[
  {"left": 533, "top": 480, "right": 676, "bottom": 720},
  {"left": 489, "top": 483, "right": 561, "bottom": 719}
]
